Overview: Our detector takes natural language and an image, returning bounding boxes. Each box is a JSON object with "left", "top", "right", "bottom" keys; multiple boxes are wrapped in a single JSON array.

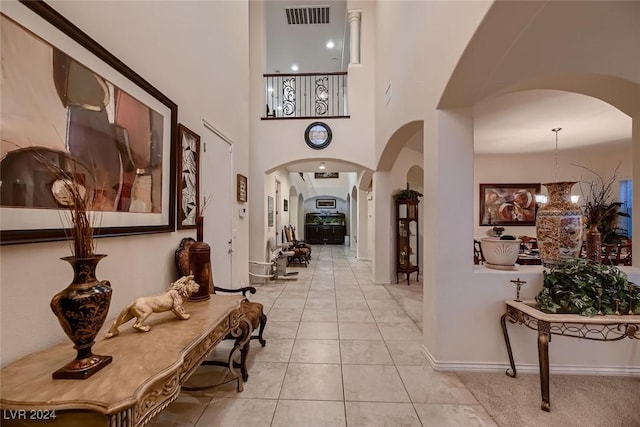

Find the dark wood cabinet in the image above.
[
  {"left": 305, "top": 213, "right": 346, "bottom": 244},
  {"left": 395, "top": 199, "right": 419, "bottom": 284}
]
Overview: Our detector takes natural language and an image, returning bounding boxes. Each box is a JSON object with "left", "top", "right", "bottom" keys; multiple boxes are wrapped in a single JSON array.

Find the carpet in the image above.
[{"left": 456, "top": 371, "right": 640, "bottom": 427}]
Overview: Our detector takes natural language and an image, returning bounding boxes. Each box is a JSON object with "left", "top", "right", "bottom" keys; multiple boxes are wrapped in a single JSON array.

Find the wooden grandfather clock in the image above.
[{"left": 395, "top": 198, "right": 420, "bottom": 285}]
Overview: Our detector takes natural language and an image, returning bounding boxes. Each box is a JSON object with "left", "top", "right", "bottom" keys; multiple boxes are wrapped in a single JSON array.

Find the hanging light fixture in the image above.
[
  {"left": 552, "top": 127, "right": 562, "bottom": 182},
  {"left": 536, "top": 128, "right": 579, "bottom": 204},
  {"left": 552, "top": 128, "right": 579, "bottom": 204}
]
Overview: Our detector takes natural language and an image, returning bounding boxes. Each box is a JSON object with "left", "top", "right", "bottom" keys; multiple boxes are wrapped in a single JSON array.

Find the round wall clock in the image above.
[{"left": 304, "top": 122, "right": 332, "bottom": 150}]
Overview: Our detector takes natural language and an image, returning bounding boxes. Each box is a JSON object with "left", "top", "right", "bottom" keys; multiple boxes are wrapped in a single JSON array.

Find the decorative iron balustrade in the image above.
[{"left": 263, "top": 72, "right": 348, "bottom": 119}]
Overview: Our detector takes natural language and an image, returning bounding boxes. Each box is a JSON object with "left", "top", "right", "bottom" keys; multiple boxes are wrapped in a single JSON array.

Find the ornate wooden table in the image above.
[
  {"left": 1, "top": 294, "right": 249, "bottom": 426},
  {"left": 500, "top": 299, "right": 639, "bottom": 412}
]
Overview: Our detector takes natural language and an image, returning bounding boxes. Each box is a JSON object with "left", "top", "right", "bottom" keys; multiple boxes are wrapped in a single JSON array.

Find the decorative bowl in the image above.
[{"left": 481, "top": 237, "right": 521, "bottom": 270}]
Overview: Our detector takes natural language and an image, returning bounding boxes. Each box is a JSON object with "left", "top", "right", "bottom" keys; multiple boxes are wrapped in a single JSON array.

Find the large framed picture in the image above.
[
  {"left": 479, "top": 183, "right": 540, "bottom": 226},
  {"left": 177, "top": 124, "right": 200, "bottom": 230},
  {"left": 0, "top": 1, "right": 178, "bottom": 244},
  {"left": 316, "top": 199, "right": 336, "bottom": 209}
]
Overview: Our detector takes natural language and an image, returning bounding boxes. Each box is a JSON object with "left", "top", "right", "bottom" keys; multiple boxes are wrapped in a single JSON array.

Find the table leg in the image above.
[
  {"left": 500, "top": 312, "right": 517, "bottom": 378},
  {"left": 228, "top": 317, "right": 252, "bottom": 392},
  {"left": 537, "top": 320, "right": 551, "bottom": 412}
]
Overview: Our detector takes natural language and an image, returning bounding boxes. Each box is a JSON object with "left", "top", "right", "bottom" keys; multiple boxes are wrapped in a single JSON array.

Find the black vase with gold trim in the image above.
[{"left": 50, "top": 254, "right": 112, "bottom": 379}]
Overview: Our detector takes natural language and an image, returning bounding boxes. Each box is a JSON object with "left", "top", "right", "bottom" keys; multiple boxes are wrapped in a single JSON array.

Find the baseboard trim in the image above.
[{"left": 421, "top": 345, "right": 640, "bottom": 376}]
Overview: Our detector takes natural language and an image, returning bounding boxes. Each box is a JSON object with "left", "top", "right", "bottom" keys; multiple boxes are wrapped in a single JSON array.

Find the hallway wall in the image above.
[
  {"left": 248, "top": 0, "right": 376, "bottom": 264},
  {"left": 0, "top": 0, "right": 250, "bottom": 366},
  {"left": 474, "top": 140, "right": 632, "bottom": 239}
]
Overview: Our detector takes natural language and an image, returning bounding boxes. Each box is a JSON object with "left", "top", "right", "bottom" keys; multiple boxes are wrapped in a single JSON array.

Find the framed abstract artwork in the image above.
[
  {"left": 0, "top": 1, "right": 178, "bottom": 244},
  {"left": 267, "top": 196, "right": 274, "bottom": 227},
  {"left": 177, "top": 124, "right": 200, "bottom": 230},
  {"left": 237, "top": 174, "right": 247, "bottom": 203},
  {"left": 479, "top": 183, "right": 540, "bottom": 226}
]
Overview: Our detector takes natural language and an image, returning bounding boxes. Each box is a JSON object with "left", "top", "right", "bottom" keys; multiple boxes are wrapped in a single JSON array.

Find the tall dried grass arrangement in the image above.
[
  {"left": 574, "top": 163, "right": 621, "bottom": 227},
  {"left": 31, "top": 148, "right": 98, "bottom": 258}
]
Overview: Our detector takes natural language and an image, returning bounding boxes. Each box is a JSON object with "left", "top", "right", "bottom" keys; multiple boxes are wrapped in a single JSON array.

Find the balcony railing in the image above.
[{"left": 263, "top": 72, "right": 349, "bottom": 119}]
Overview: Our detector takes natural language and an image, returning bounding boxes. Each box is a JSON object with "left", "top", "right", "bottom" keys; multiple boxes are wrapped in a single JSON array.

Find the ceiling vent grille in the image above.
[{"left": 285, "top": 6, "right": 330, "bottom": 25}]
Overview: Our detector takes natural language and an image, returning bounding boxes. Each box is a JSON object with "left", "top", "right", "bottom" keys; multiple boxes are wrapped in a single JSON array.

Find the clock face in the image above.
[{"left": 304, "top": 122, "right": 332, "bottom": 150}]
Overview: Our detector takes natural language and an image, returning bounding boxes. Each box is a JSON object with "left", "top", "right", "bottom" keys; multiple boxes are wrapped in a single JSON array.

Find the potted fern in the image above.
[{"left": 393, "top": 184, "right": 423, "bottom": 201}]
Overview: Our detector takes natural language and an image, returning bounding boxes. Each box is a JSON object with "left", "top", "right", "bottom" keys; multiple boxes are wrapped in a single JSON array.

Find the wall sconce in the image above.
[{"left": 319, "top": 162, "right": 326, "bottom": 170}]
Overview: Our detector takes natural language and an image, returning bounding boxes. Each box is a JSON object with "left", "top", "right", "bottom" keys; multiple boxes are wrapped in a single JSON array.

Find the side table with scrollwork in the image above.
[{"left": 500, "top": 300, "right": 639, "bottom": 412}]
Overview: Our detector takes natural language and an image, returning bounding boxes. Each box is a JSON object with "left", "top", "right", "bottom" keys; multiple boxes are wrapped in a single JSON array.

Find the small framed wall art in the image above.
[
  {"left": 177, "top": 124, "right": 200, "bottom": 230},
  {"left": 237, "top": 174, "right": 248, "bottom": 202},
  {"left": 267, "top": 196, "right": 274, "bottom": 227},
  {"left": 479, "top": 183, "right": 540, "bottom": 226}
]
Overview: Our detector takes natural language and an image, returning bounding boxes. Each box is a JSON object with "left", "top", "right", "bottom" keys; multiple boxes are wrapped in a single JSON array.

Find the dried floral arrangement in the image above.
[
  {"left": 31, "top": 147, "right": 100, "bottom": 258},
  {"left": 575, "top": 163, "right": 630, "bottom": 243}
]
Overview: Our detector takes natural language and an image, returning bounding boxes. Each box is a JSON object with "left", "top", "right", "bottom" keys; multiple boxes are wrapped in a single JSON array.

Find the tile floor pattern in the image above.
[{"left": 150, "top": 246, "right": 496, "bottom": 427}]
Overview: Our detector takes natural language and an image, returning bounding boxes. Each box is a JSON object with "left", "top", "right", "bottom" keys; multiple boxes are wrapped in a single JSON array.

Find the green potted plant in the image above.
[
  {"left": 536, "top": 258, "right": 639, "bottom": 316},
  {"left": 393, "top": 184, "right": 423, "bottom": 201}
]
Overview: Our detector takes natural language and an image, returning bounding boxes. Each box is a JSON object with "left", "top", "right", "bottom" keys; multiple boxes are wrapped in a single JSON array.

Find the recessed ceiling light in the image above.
[
  {"left": 326, "top": 41, "right": 334, "bottom": 49},
  {"left": 291, "top": 64, "right": 299, "bottom": 71}
]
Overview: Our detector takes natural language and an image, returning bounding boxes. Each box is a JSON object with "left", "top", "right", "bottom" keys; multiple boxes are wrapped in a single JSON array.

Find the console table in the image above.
[
  {"left": 1, "top": 294, "right": 249, "bottom": 426},
  {"left": 500, "top": 299, "right": 639, "bottom": 412}
]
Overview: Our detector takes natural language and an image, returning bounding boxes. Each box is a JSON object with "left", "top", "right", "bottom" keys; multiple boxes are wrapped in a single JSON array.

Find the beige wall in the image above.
[
  {"left": 373, "top": 0, "right": 639, "bottom": 373},
  {"left": 248, "top": 0, "right": 376, "bottom": 263},
  {"left": 474, "top": 141, "right": 633, "bottom": 239},
  {"left": 0, "top": 0, "right": 250, "bottom": 366},
  {"left": 3, "top": 0, "right": 638, "bottom": 376}
]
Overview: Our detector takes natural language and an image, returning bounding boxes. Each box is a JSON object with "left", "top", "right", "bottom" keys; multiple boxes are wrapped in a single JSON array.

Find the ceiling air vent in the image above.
[{"left": 285, "top": 6, "right": 330, "bottom": 25}]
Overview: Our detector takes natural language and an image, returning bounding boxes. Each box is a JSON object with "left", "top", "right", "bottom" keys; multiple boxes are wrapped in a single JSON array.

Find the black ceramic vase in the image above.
[{"left": 50, "top": 254, "right": 113, "bottom": 379}]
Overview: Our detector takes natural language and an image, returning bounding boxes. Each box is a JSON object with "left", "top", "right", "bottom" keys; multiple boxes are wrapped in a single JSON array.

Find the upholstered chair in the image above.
[
  {"left": 283, "top": 225, "right": 311, "bottom": 266},
  {"left": 175, "top": 237, "right": 267, "bottom": 380}
]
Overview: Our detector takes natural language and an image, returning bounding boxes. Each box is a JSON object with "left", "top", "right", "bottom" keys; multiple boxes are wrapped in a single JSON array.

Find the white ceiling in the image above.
[
  {"left": 266, "top": 0, "right": 349, "bottom": 74},
  {"left": 267, "top": 3, "right": 632, "bottom": 172},
  {"left": 474, "top": 90, "right": 632, "bottom": 155}
]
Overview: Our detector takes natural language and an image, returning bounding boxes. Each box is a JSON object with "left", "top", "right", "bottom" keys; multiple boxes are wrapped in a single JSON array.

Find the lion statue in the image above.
[{"left": 105, "top": 275, "right": 200, "bottom": 338}]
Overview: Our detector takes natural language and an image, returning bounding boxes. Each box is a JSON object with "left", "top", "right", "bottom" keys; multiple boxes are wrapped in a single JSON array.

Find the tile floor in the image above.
[{"left": 150, "top": 245, "right": 497, "bottom": 427}]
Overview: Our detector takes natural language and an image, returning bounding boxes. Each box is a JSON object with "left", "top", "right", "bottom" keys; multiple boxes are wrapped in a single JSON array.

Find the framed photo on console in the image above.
[
  {"left": 479, "top": 183, "right": 540, "bottom": 226},
  {"left": 0, "top": 1, "right": 178, "bottom": 244}
]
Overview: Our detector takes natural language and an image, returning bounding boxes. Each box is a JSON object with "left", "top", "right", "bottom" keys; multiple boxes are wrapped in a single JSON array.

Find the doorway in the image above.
[{"left": 201, "top": 119, "right": 233, "bottom": 288}]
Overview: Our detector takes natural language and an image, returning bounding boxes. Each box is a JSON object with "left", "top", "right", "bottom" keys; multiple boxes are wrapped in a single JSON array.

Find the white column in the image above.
[
  {"left": 373, "top": 171, "right": 393, "bottom": 284},
  {"left": 348, "top": 10, "right": 362, "bottom": 65},
  {"left": 356, "top": 188, "right": 369, "bottom": 259}
]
